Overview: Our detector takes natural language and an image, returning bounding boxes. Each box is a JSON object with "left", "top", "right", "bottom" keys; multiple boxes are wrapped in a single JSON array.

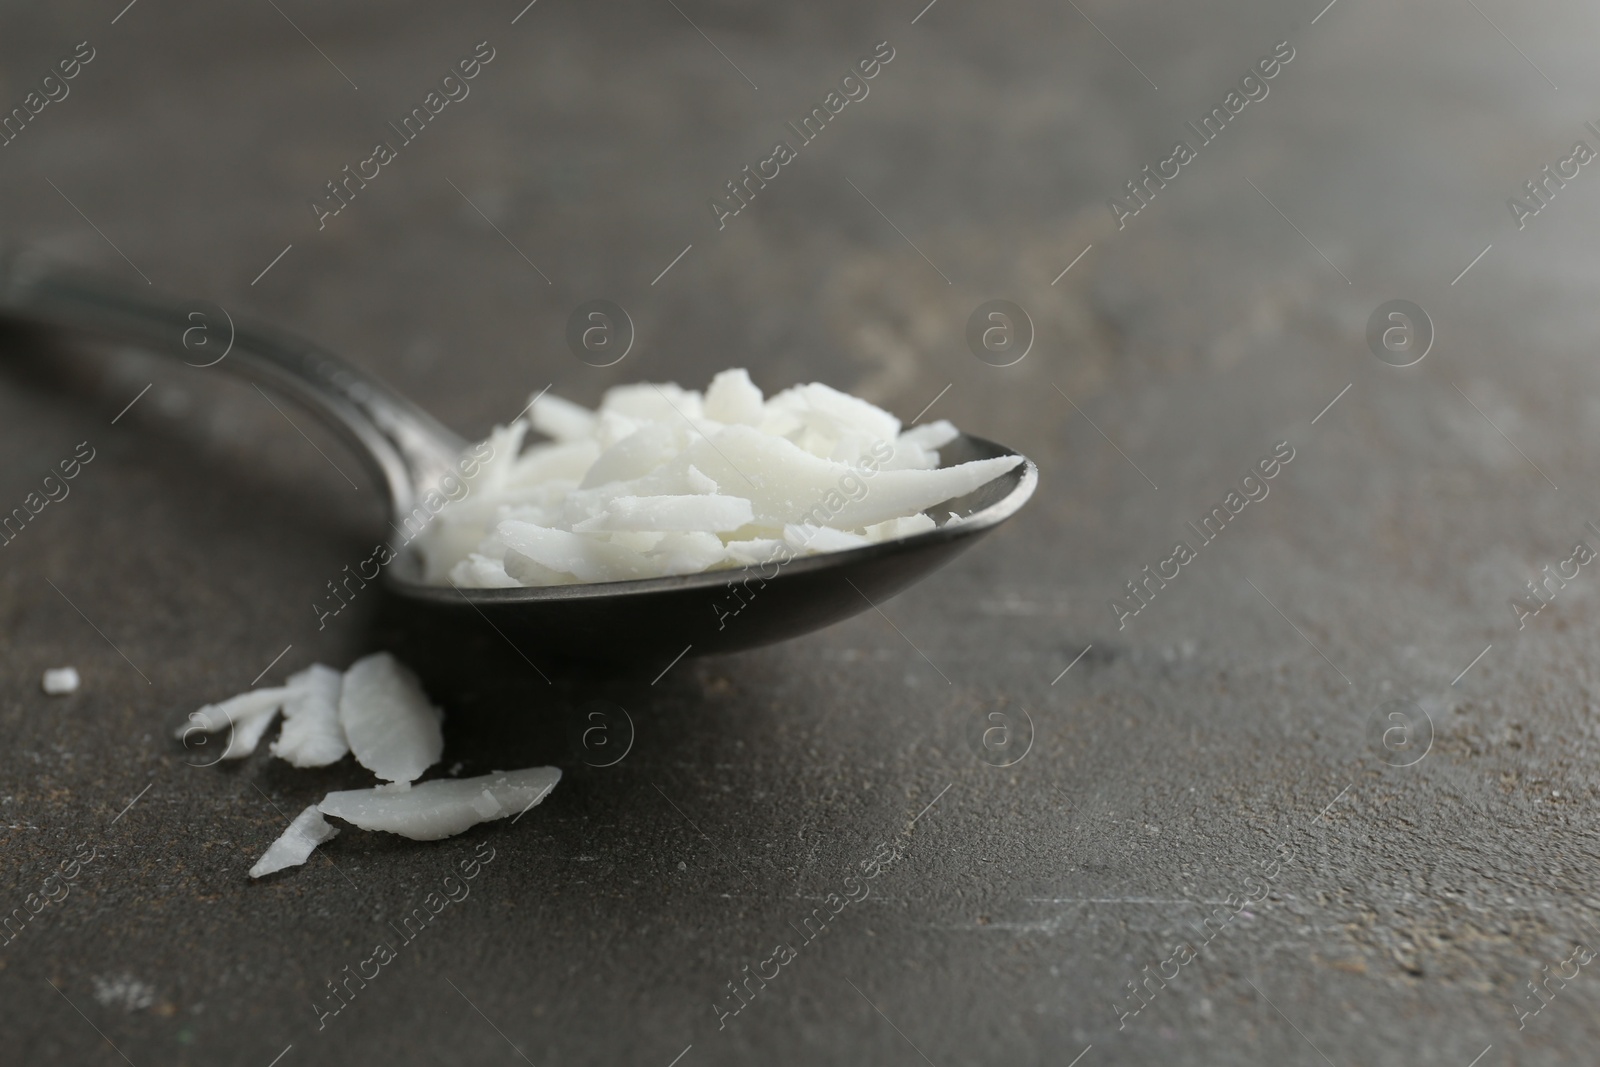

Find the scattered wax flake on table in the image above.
[
  {"left": 41, "top": 666, "right": 79, "bottom": 694},
  {"left": 249, "top": 804, "right": 340, "bottom": 878},
  {"left": 176, "top": 654, "right": 563, "bottom": 872},
  {"left": 337, "top": 652, "right": 443, "bottom": 784},
  {"left": 270, "top": 663, "right": 347, "bottom": 768},
  {"left": 91, "top": 974, "right": 157, "bottom": 1012},
  {"left": 419, "top": 368, "right": 1022, "bottom": 587},
  {"left": 226, "top": 703, "right": 283, "bottom": 760},
  {"left": 318, "top": 767, "right": 561, "bottom": 841},
  {"left": 173, "top": 685, "right": 290, "bottom": 759},
  {"left": 176, "top": 655, "right": 441, "bottom": 777}
]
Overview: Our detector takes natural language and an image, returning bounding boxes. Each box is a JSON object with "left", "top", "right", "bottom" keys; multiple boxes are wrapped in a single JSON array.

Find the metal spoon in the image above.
[{"left": 0, "top": 259, "right": 1037, "bottom": 667}]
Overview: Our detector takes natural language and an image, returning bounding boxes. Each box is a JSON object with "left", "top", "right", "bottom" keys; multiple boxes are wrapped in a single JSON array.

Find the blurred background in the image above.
[{"left": 3, "top": 0, "right": 1600, "bottom": 1063}]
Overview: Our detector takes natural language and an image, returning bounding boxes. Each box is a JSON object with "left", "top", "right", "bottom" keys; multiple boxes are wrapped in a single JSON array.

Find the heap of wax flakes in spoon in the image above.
[
  {"left": 176, "top": 652, "right": 559, "bottom": 878},
  {"left": 420, "top": 368, "right": 1024, "bottom": 588}
]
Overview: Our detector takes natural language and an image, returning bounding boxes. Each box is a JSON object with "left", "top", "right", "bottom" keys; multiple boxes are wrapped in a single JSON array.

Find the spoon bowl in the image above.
[{"left": 0, "top": 258, "right": 1037, "bottom": 667}]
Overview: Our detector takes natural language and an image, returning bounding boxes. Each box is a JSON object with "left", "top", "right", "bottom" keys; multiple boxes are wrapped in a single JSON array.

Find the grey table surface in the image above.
[{"left": 3, "top": 0, "right": 1599, "bottom": 1064}]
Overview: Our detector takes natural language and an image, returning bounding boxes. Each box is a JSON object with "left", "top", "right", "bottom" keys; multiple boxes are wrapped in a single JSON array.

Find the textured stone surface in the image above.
[{"left": 2, "top": 1, "right": 1599, "bottom": 1064}]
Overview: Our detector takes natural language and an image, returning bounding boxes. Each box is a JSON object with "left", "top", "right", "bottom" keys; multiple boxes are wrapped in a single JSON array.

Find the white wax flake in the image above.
[
  {"left": 768, "top": 381, "right": 901, "bottom": 443},
  {"left": 899, "top": 419, "right": 959, "bottom": 450},
  {"left": 271, "top": 664, "right": 348, "bottom": 768},
  {"left": 338, "top": 652, "right": 443, "bottom": 785},
  {"left": 529, "top": 393, "right": 597, "bottom": 442},
  {"left": 229, "top": 706, "right": 282, "bottom": 760},
  {"left": 784, "top": 524, "right": 871, "bottom": 552},
  {"left": 497, "top": 521, "right": 655, "bottom": 584},
  {"left": 447, "top": 552, "right": 522, "bottom": 588},
  {"left": 724, "top": 538, "right": 787, "bottom": 565},
  {"left": 42, "top": 667, "right": 80, "bottom": 695},
  {"left": 175, "top": 685, "right": 291, "bottom": 760},
  {"left": 249, "top": 804, "right": 340, "bottom": 878},
  {"left": 880, "top": 438, "right": 940, "bottom": 471},
  {"left": 571, "top": 494, "right": 754, "bottom": 533},
  {"left": 703, "top": 368, "right": 764, "bottom": 424},
  {"left": 865, "top": 513, "right": 938, "bottom": 542},
  {"left": 580, "top": 423, "right": 687, "bottom": 489},
  {"left": 503, "top": 546, "right": 574, "bottom": 585},
  {"left": 684, "top": 464, "right": 720, "bottom": 494},
  {"left": 650, "top": 531, "right": 728, "bottom": 573},
  {"left": 681, "top": 428, "right": 1020, "bottom": 531},
  {"left": 319, "top": 767, "right": 561, "bottom": 841},
  {"left": 177, "top": 652, "right": 560, "bottom": 877},
  {"left": 506, "top": 442, "right": 599, "bottom": 488},
  {"left": 601, "top": 381, "right": 703, "bottom": 422},
  {"left": 92, "top": 974, "right": 157, "bottom": 1012},
  {"left": 416, "top": 369, "right": 1021, "bottom": 587}
]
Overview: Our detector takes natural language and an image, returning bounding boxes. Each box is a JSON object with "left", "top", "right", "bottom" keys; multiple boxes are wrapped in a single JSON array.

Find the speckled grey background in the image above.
[{"left": 3, "top": 0, "right": 1599, "bottom": 1064}]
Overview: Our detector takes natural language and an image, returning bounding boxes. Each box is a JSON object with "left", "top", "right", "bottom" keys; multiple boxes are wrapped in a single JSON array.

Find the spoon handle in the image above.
[{"left": 0, "top": 256, "right": 466, "bottom": 518}]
